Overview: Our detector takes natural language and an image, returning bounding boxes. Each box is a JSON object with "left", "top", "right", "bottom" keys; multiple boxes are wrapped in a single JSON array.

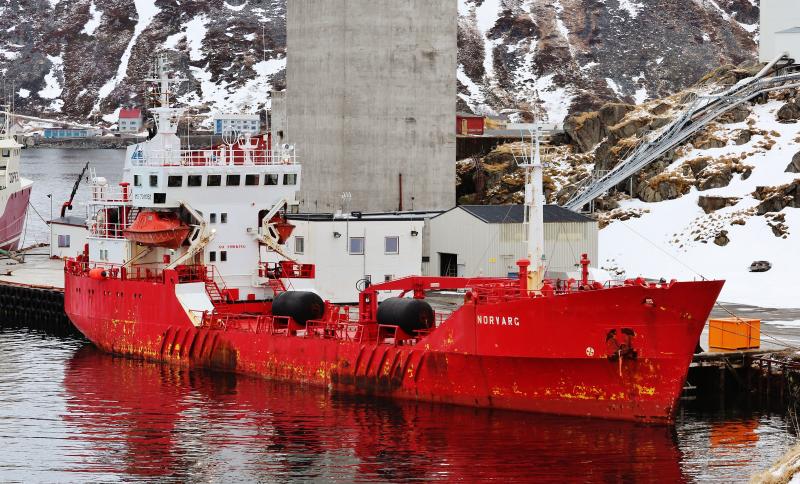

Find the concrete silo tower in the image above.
[
  {"left": 285, "top": 0, "right": 457, "bottom": 213},
  {"left": 759, "top": 0, "right": 800, "bottom": 63}
]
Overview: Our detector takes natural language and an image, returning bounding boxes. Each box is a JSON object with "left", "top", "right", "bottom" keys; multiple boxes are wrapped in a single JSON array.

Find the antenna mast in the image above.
[{"left": 511, "top": 108, "right": 550, "bottom": 292}]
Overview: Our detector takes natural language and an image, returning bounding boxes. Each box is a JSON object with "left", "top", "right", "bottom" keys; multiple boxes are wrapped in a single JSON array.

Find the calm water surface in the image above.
[
  {"left": 3, "top": 149, "right": 797, "bottom": 482},
  {"left": 0, "top": 329, "right": 795, "bottom": 483}
]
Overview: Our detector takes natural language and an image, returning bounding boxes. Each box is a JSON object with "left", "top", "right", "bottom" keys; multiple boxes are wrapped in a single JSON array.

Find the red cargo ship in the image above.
[{"left": 64, "top": 59, "right": 723, "bottom": 424}]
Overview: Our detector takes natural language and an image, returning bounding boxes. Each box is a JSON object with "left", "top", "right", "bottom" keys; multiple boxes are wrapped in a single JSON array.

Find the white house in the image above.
[
  {"left": 118, "top": 107, "right": 143, "bottom": 133},
  {"left": 49, "top": 216, "right": 88, "bottom": 259},
  {"left": 284, "top": 212, "right": 432, "bottom": 302},
  {"left": 426, "top": 205, "right": 598, "bottom": 279},
  {"left": 214, "top": 113, "right": 261, "bottom": 136}
]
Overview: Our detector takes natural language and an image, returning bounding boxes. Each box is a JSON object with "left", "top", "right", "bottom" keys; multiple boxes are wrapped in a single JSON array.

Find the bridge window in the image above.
[
  {"left": 149, "top": 175, "right": 158, "bottom": 187},
  {"left": 245, "top": 174, "right": 259, "bottom": 186},
  {"left": 168, "top": 175, "right": 183, "bottom": 187},
  {"left": 349, "top": 237, "right": 364, "bottom": 255},
  {"left": 265, "top": 174, "right": 279, "bottom": 185},
  {"left": 134, "top": 175, "right": 141, "bottom": 187},
  {"left": 283, "top": 174, "right": 297, "bottom": 185},
  {"left": 226, "top": 175, "right": 241, "bottom": 186},
  {"left": 188, "top": 175, "right": 202, "bottom": 187},
  {"left": 207, "top": 175, "right": 221, "bottom": 186}
]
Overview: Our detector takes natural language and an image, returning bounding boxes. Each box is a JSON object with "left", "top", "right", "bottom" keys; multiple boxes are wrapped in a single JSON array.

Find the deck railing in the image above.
[{"left": 130, "top": 147, "right": 298, "bottom": 167}]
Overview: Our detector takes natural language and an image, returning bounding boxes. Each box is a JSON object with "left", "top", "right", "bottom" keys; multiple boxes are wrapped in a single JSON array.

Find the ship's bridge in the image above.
[{"left": 128, "top": 146, "right": 301, "bottom": 210}]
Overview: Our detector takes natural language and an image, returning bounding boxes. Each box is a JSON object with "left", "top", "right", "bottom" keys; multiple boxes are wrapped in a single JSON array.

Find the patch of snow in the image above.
[
  {"left": 458, "top": 65, "right": 488, "bottom": 113},
  {"left": 164, "top": 32, "right": 184, "bottom": 50},
  {"left": 184, "top": 15, "right": 209, "bottom": 62},
  {"left": 617, "top": 0, "right": 643, "bottom": 18},
  {"left": 38, "top": 55, "right": 63, "bottom": 100},
  {"left": 224, "top": 1, "right": 247, "bottom": 11},
  {"left": 102, "top": 107, "right": 121, "bottom": 124},
  {"left": 17, "top": 88, "right": 29, "bottom": 98},
  {"left": 81, "top": 1, "right": 102, "bottom": 36},
  {"left": 702, "top": 33, "right": 711, "bottom": 42},
  {"left": 475, "top": 0, "right": 501, "bottom": 82},
  {"left": 633, "top": 88, "right": 648, "bottom": 105},
  {"left": 605, "top": 78, "right": 623, "bottom": 97},
  {"left": 600, "top": 99, "right": 800, "bottom": 308},
  {"left": 655, "top": 57, "right": 664, "bottom": 65},
  {"left": 580, "top": 62, "right": 599, "bottom": 71},
  {"left": 243, "top": 33, "right": 256, "bottom": 41},
  {"left": 535, "top": 74, "right": 574, "bottom": 126},
  {"left": 94, "top": 0, "right": 160, "bottom": 110}
]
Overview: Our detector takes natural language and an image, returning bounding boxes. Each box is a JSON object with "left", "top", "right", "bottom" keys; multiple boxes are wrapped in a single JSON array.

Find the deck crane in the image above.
[{"left": 61, "top": 162, "right": 90, "bottom": 218}]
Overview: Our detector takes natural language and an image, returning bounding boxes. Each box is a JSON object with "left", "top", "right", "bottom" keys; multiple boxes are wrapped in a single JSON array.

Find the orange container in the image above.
[{"left": 708, "top": 317, "right": 760, "bottom": 351}]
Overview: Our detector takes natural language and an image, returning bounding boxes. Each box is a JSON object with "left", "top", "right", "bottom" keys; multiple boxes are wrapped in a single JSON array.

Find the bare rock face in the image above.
[
  {"left": 733, "top": 129, "right": 752, "bottom": 145},
  {"left": 777, "top": 100, "right": 800, "bottom": 121},
  {"left": 753, "top": 180, "right": 800, "bottom": 215},
  {"left": 787, "top": 151, "right": 800, "bottom": 173},
  {"left": 564, "top": 112, "right": 603, "bottom": 153},
  {"left": 598, "top": 103, "right": 635, "bottom": 130},
  {"left": 698, "top": 196, "right": 741, "bottom": 214},
  {"left": 698, "top": 167, "right": 734, "bottom": 190},
  {"left": 713, "top": 230, "right": 730, "bottom": 246},
  {"left": 718, "top": 105, "right": 750, "bottom": 124}
]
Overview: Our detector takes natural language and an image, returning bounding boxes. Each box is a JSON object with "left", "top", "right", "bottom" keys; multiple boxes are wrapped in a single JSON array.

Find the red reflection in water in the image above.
[{"left": 62, "top": 345, "right": 688, "bottom": 482}]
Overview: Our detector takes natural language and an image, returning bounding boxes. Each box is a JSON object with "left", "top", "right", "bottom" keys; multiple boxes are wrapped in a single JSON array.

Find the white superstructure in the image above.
[{"left": 85, "top": 57, "right": 301, "bottom": 301}]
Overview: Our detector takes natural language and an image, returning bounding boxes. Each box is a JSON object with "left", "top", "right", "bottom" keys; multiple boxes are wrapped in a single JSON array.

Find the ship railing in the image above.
[
  {"left": 259, "top": 261, "right": 316, "bottom": 279},
  {"left": 88, "top": 221, "right": 128, "bottom": 239},
  {"left": 90, "top": 186, "right": 131, "bottom": 204},
  {"left": 131, "top": 148, "right": 299, "bottom": 167}
]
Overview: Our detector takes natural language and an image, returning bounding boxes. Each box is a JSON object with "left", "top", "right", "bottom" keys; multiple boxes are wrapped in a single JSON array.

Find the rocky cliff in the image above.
[{"left": 1, "top": 0, "right": 758, "bottom": 124}]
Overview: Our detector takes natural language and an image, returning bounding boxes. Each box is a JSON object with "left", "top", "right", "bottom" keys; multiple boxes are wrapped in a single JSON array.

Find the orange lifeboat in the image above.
[
  {"left": 122, "top": 210, "right": 190, "bottom": 249},
  {"left": 270, "top": 215, "right": 295, "bottom": 244}
]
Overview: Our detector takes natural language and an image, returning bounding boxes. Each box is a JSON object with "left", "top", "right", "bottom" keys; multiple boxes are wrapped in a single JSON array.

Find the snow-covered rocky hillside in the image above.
[
  {"left": 457, "top": 0, "right": 759, "bottom": 124},
  {"left": 0, "top": 0, "right": 285, "bottom": 119},
  {"left": 2, "top": 0, "right": 758, "bottom": 123},
  {"left": 599, "top": 94, "right": 799, "bottom": 308}
]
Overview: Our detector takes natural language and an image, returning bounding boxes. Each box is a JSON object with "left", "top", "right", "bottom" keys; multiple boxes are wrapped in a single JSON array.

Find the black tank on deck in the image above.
[
  {"left": 377, "top": 298, "right": 434, "bottom": 334},
  {"left": 271, "top": 291, "right": 325, "bottom": 326}
]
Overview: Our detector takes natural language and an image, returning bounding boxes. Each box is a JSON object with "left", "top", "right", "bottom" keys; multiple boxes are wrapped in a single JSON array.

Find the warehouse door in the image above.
[{"left": 439, "top": 253, "right": 458, "bottom": 277}]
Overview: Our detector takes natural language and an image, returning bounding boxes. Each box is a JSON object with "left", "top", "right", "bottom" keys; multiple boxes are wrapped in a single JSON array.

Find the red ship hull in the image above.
[
  {"left": 64, "top": 269, "right": 723, "bottom": 424},
  {"left": 0, "top": 184, "right": 31, "bottom": 250}
]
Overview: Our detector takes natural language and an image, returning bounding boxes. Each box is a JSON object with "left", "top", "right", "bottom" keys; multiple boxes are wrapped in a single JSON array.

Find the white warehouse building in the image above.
[
  {"left": 425, "top": 205, "right": 598, "bottom": 279},
  {"left": 213, "top": 114, "right": 261, "bottom": 136},
  {"left": 284, "top": 212, "right": 433, "bottom": 303}
]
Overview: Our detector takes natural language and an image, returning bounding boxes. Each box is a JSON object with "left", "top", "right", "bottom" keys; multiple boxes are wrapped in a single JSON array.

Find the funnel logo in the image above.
[{"left": 476, "top": 315, "right": 520, "bottom": 327}]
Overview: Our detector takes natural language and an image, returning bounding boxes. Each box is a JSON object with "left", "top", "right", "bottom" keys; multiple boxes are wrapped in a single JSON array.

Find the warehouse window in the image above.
[
  {"left": 58, "top": 234, "right": 71, "bottom": 248},
  {"left": 168, "top": 175, "right": 183, "bottom": 187},
  {"left": 134, "top": 175, "right": 141, "bottom": 187},
  {"left": 384, "top": 236, "right": 399, "bottom": 254},
  {"left": 349, "top": 237, "right": 364, "bottom": 255},
  {"left": 220, "top": 213, "right": 228, "bottom": 224},
  {"left": 210, "top": 213, "right": 217, "bottom": 224}
]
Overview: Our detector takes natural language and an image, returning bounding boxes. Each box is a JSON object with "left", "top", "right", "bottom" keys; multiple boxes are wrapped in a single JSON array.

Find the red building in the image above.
[{"left": 456, "top": 112, "right": 485, "bottom": 136}]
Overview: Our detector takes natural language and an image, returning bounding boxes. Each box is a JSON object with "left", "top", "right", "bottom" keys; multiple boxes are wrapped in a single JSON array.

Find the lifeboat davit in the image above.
[{"left": 123, "top": 210, "right": 190, "bottom": 249}]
